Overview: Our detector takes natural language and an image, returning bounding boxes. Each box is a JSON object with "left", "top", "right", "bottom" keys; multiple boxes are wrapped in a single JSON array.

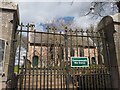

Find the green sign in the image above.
[{"left": 71, "top": 57, "right": 89, "bottom": 67}]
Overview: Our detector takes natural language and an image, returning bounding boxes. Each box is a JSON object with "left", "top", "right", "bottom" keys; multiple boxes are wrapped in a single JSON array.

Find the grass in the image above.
[{"left": 14, "top": 65, "right": 18, "bottom": 73}]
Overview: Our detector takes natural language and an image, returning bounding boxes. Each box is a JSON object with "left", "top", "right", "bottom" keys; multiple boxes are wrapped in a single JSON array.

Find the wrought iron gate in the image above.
[{"left": 15, "top": 23, "right": 112, "bottom": 89}]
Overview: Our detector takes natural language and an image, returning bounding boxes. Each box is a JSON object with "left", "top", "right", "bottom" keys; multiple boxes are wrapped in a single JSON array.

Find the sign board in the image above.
[{"left": 71, "top": 57, "right": 89, "bottom": 67}]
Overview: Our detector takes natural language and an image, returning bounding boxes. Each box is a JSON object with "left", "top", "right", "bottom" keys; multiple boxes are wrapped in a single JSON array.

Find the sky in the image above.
[
  {"left": 17, "top": 2, "right": 99, "bottom": 30},
  {"left": 10, "top": 0, "right": 118, "bottom": 30}
]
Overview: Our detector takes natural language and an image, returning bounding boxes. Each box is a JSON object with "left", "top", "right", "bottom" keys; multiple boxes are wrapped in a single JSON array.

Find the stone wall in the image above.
[
  {"left": 0, "top": 1, "right": 19, "bottom": 88},
  {"left": 97, "top": 16, "right": 120, "bottom": 88}
]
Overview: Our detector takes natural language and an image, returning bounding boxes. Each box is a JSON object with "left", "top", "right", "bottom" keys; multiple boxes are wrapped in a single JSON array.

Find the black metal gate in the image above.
[{"left": 15, "top": 23, "right": 112, "bottom": 89}]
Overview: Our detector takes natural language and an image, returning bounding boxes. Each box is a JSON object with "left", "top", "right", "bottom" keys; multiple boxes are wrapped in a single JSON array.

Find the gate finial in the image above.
[{"left": 30, "top": 22, "right": 35, "bottom": 31}]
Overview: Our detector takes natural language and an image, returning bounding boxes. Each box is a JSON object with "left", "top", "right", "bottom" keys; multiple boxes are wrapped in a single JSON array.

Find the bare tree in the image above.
[
  {"left": 88, "top": 2, "right": 120, "bottom": 16},
  {"left": 116, "top": 1, "right": 120, "bottom": 12},
  {"left": 71, "top": 1, "right": 120, "bottom": 18}
]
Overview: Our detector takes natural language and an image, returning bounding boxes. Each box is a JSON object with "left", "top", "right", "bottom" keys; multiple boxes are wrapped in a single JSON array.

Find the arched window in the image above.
[
  {"left": 70, "top": 48, "right": 74, "bottom": 56},
  {"left": 60, "top": 47, "right": 64, "bottom": 59},
  {"left": 98, "top": 54, "right": 103, "bottom": 64},
  {"left": 58, "top": 46, "right": 64, "bottom": 60},
  {"left": 80, "top": 48, "right": 84, "bottom": 57},
  {"left": 91, "top": 57, "right": 96, "bottom": 64},
  {"left": 32, "top": 55, "right": 38, "bottom": 67},
  {"left": 50, "top": 44, "right": 54, "bottom": 60}
]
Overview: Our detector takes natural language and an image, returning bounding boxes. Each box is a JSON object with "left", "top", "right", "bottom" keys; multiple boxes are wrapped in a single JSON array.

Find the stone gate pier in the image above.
[
  {"left": 112, "top": 13, "right": 120, "bottom": 82},
  {"left": 0, "top": 1, "right": 19, "bottom": 89}
]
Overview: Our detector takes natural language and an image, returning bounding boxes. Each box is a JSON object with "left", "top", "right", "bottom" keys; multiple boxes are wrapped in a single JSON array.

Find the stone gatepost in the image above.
[
  {"left": 112, "top": 13, "right": 120, "bottom": 83},
  {"left": 98, "top": 16, "right": 120, "bottom": 89},
  {"left": 0, "top": 1, "right": 19, "bottom": 89}
]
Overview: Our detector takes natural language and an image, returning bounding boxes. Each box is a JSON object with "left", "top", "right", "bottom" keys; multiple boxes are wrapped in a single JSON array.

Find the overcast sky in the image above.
[{"left": 10, "top": 0, "right": 117, "bottom": 30}]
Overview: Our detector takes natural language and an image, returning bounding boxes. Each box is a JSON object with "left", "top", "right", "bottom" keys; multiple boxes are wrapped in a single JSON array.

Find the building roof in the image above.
[{"left": 29, "top": 32, "right": 95, "bottom": 48}]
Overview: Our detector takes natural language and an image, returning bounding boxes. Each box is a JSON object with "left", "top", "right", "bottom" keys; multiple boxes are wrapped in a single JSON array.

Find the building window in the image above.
[
  {"left": 32, "top": 55, "right": 38, "bottom": 67},
  {"left": 50, "top": 44, "right": 54, "bottom": 60},
  {"left": 98, "top": 54, "right": 103, "bottom": 64},
  {"left": 0, "top": 39, "right": 5, "bottom": 73},
  {"left": 80, "top": 48, "right": 84, "bottom": 57},
  {"left": 70, "top": 48, "right": 74, "bottom": 56},
  {"left": 57, "top": 46, "right": 64, "bottom": 60},
  {"left": 59, "top": 47, "right": 64, "bottom": 59},
  {"left": 91, "top": 57, "right": 96, "bottom": 64}
]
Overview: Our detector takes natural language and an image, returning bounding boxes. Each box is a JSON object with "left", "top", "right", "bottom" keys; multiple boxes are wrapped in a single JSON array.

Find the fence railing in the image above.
[{"left": 15, "top": 23, "right": 112, "bottom": 89}]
